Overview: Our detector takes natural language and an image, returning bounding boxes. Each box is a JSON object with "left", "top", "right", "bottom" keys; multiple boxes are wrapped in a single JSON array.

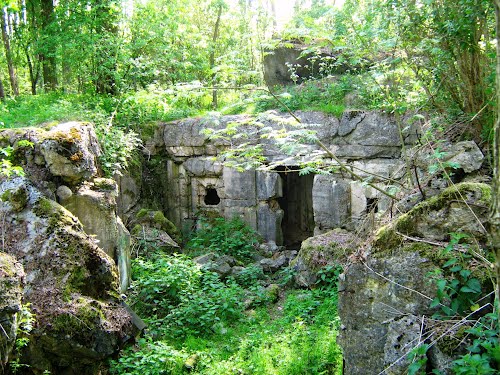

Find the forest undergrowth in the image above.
[{"left": 109, "top": 218, "right": 343, "bottom": 375}]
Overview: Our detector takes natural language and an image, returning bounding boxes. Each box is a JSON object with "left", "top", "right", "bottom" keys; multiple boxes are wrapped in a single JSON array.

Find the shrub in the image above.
[
  {"left": 165, "top": 272, "right": 244, "bottom": 337},
  {"left": 128, "top": 251, "right": 245, "bottom": 338},
  {"left": 128, "top": 254, "right": 201, "bottom": 318},
  {"left": 187, "top": 216, "right": 261, "bottom": 262},
  {"left": 110, "top": 338, "right": 191, "bottom": 375}
]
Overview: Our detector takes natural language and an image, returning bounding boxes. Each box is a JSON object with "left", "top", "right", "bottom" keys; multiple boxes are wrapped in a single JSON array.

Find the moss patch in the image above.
[
  {"left": 41, "top": 126, "right": 83, "bottom": 144},
  {"left": 33, "top": 197, "right": 77, "bottom": 228},
  {"left": 138, "top": 121, "right": 160, "bottom": 142},
  {"left": 1, "top": 186, "right": 28, "bottom": 212},
  {"left": 373, "top": 182, "right": 491, "bottom": 254},
  {"left": 0, "top": 252, "right": 17, "bottom": 278},
  {"left": 63, "top": 267, "right": 88, "bottom": 300},
  {"left": 135, "top": 209, "right": 181, "bottom": 241},
  {"left": 51, "top": 299, "right": 103, "bottom": 337},
  {"left": 92, "top": 178, "right": 117, "bottom": 191}
]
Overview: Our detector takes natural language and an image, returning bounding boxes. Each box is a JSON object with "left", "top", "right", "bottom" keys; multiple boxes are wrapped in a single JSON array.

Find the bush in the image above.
[
  {"left": 128, "top": 254, "right": 201, "bottom": 319},
  {"left": 128, "top": 251, "right": 245, "bottom": 338},
  {"left": 110, "top": 338, "right": 191, "bottom": 375},
  {"left": 187, "top": 216, "right": 261, "bottom": 262},
  {"left": 165, "top": 272, "right": 244, "bottom": 337}
]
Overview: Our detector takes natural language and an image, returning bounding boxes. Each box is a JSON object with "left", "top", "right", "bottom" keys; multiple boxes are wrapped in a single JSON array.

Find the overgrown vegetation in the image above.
[
  {"left": 186, "top": 216, "right": 261, "bottom": 262},
  {"left": 112, "top": 219, "right": 343, "bottom": 374},
  {"left": 1, "top": 0, "right": 499, "bottom": 374}
]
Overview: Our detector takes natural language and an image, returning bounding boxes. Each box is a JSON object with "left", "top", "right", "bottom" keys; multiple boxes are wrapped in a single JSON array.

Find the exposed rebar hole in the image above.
[{"left": 204, "top": 187, "right": 220, "bottom": 205}]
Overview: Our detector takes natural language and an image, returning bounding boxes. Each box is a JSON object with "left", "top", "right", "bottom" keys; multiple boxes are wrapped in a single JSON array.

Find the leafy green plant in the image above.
[
  {"left": 112, "top": 252, "right": 343, "bottom": 375},
  {"left": 129, "top": 253, "right": 201, "bottom": 318},
  {"left": 1, "top": 146, "right": 25, "bottom": 178},
  {"left": 426, "top": 233, "right": 498, "bottom": 374},
  {"left": 187, "top": 216, "right": 261, "bottom": 262},
  {"left": 231, "top": 264, "right": 265, "bottom": 288},
  {"left": 451, "top": 312, "right": 499, "bottom": 375},
  {"left": 0, "top": 140, "right": 33, "bottom": 178},
  {"left": 452, "top": 353, "right": 497, "bottom": 375},
  {"left": 95, "top": 124, "right": 141, "bottom": 177},
  {"left": 128, "top": 251, "right": 245, "bottom": 338},
  {"left": 8, "top": 303, "right": 35, "bottom": 373},
  {"left": 315, "top": 264, "right": 342, "bottom": 297},
  {"left": 165, "top": 272, "right": 244, "bottom": 337},
  {"left": 110, "top": 337, "right": 191, "bottom": 375},
  {"left": 429, "top": 233, "right": 485, "bottom": 318},
  {"left": 407, "top": 344, "right": 430, "bottom": 375}
]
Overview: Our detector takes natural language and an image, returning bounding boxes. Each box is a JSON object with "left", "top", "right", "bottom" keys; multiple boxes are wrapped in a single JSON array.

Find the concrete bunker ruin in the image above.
[{"left": 154, "top": 110, "right": 416, "bottom": 246}]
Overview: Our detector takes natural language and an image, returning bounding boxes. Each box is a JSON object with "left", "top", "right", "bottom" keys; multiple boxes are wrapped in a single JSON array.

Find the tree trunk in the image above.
[
  {"left": 0, "top": 75, "right": 6, "bottom": 101},
  {"left": 269, "top": 0, "right": 277, "bottom": 30},
  {"left": 210, "top": 3, "right": 223, "bottom": 109},
  {"left": 40, "top": 0, "right": 57, "bottom": 91},
  {"left": 26, "top": 48, "right": 39, "bottom": 95},
  {"left": 1, "top": 9, "right": 18, "bottom": 96},
  {"left": 492, "top": 0, "right": 500, "bottom": 322}
]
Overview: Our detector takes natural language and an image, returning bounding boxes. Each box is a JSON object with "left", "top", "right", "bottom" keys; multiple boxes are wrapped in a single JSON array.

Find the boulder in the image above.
[
  {"left": 61, "top": 178, "right": 120, "bottom": 257},
  {"left": 134, "top": 209, "right": 181, "bottom": 242},
  {"left": 291, "top": 229, "right": 355, "bottom": 287},
  {"left": 338, "top": 182, "right": 492, "bottom": 375},
  {"left": 260, "top": 254, "right": 287, "bottom": 273},
  {"left": 38, "top": 122, "right": 101, "bottom": 184},
  {"left": 263, "top": 40, "right": 364, "bottom": 87},
  {"left": 193, "top": 253, "right": 236, "bottom": 277},
  {"left": 259, "top": 250, "right": 297, "bottom": 273},
  {"left": 0, "top": 177, "right": 135, "bottom": 374},
  {"left": 374, "top": 182, "right": 490, "bottom": 245},
  {"left": 60, "top": 178, "right": 132, "bottom": 292},
  {"left": 0, "top": 122, "right": 101, "bottom": 194},
  {"left": 0, "top": 252, "right": 25, "bottom": 367},
  {"left": 412, "top": 141, "right": 484, "bottom": 174},
  {"left": 131, "top": 225, "right": 179, "bottom": 256},
  {"left": 114, "top": 159, "right": 142, "bottom": 219}
]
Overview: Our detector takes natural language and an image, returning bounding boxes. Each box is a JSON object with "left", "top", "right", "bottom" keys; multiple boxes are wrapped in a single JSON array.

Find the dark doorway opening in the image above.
[
  {"left": 204, "top": 187, "right": 220, "bottom": 205},
  {"left": 276, "top": 167, "right": 315, "bottom": 249}
]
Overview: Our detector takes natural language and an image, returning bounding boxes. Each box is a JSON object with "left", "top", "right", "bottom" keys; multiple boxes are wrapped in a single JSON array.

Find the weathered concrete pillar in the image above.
[{"left": 312, "top": 175, "right": 351, "bottom": 233}]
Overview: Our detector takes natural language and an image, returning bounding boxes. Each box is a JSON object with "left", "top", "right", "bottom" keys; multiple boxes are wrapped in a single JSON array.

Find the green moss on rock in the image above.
[
  {"left": 63, "top": 267, "right": 88, "bottom": 300},
  {"left": 135, "top": 209, "right": 181, "bottom": 241},
  {"left": 92, "top": 178, "right": 117, "bottom": 191},
  {"left": 1, "top": 186, "right": 28, "bottom": 212},
  {"left": 373, "top": 182, "right": 491, "bottom": 254},
  {"left": 33, "top": 197, "right": 79, "bottom": 229},
  {"left": 0, "top": 252, "right": 18, "bottom": 278},
  {"left": 52, "top": 299, "right": 103, "bottom": 336}
]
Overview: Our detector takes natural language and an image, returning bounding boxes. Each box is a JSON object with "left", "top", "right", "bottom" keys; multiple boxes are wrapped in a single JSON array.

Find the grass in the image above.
[
  {"left": 0, "top": 77, "right": 354, "bottom": 133},
  {"left": 110, "top": 224, "right": 343, "bottom": 375},
  {"left": 221, "top": 79, "right": 349, "bottom": 118},
  {"left": 111, "top": 287, "right": 342, "bottom": 375},
  {"left": 185, "top": 293, "right": 342, "bottom": 375},
  {"left": 0, "top": 93, "right": 107, "bottom": 128}
]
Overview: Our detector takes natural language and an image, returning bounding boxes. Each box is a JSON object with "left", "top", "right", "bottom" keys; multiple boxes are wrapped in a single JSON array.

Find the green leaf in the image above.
[
  {"left": 449, "top": 265, "right": 462, "bottom": 273},
  {"left": 443, "top": 258, "right": 458, "bottom": 268},
  {"left": 465, "top": 278, "right": 481, "bottom": 293}
]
